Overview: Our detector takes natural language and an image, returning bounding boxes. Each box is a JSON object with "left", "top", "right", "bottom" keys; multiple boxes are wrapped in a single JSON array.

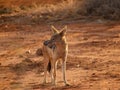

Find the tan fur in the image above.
[{"left": 42, "top": 25, "right": 69, "bottom": 86}]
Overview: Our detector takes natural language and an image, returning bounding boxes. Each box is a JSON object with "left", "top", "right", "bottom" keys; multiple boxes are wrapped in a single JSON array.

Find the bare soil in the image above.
[{"left": 0, "top": 16, "right": 120, "bottom": 90}]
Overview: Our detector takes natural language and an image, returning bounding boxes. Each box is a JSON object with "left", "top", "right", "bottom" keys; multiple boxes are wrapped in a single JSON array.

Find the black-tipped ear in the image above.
[
  {"left": 59, "top": 29, "right": 67, "bottom": 36},
  {"left": 59, "top": 26, "right": 67, "bottom": 36},
  {"left": 51, "top": 25, "right": 59, "bottom": 34}
]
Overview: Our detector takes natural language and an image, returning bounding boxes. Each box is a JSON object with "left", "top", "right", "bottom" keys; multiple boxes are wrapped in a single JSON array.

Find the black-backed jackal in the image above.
[{"left": 42, "top": 26, "right": 69, "bottom": 86}]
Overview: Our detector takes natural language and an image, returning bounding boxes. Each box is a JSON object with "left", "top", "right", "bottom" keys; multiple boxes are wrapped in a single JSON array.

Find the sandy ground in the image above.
[{"left": 0, "top": 17, "right": 120, "bottom": 90}]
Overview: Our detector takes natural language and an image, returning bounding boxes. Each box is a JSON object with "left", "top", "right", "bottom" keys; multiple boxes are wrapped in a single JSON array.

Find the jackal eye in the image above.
[
  {"left": 51, "top": 37, "right": 55, "bottom": 40},
  {"left": 52, "top": 38, "right": 55, "bottom": 41}
]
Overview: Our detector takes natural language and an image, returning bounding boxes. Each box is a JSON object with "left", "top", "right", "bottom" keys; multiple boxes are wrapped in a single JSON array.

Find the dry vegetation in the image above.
[
  {"left": 1, "top": 0, "right": 120, "bottom": 20},
  {"left": 82, "top": 0, "right": 120, "bottom": 20},
  {"left": 0, "top": 0, "right": 63, "bottom": 14}
]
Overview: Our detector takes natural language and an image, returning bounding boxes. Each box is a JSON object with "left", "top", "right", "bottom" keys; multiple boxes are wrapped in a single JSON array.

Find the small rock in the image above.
[
  {"left": 19, "top": 55, "right": 24, "bottom": 58},
  {"left": 23, "top": 58, "right": 33, "bottom": 63},
  {"left": 40, "top": 72, "right": 44, "bottom": 76},
  {"left": 36, "top": 48, "right": 43, "bottom": 56},
  {"left": 92, "top": 73, "right": 96, "bottom": 75},
  {"left": 76, "top": 64, "right": 80, "bottom": 68},
  {"left": 83, "top": 37, "right": 88, "bottom": 40},
  {"left": 26, "top": 50, "right": 30, "bottom": 54}
]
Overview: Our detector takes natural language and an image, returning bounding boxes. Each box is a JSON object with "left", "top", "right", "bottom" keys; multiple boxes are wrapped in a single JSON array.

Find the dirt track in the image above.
[{"left": 0, "top": 18, "right": 120, "bottom": 90}]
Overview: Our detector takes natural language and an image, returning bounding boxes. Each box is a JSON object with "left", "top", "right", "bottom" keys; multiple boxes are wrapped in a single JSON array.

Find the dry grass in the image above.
[
  {"left": 1, "top": 0, "right": 120, "bottom": 20},
  {"left": 31, "top": 0, "right": 82, "bottom": 19},
  {"left": 82, "top": 0, "right": 120, "bottom": 20},
  {"left": 0, "top": 0, "right": 82, "bottom": 21},
  {"left": 0, "top": 0, "right": 63, "bottom": 15},
  {"left": 31, "top": 0, "right": 120, "bottom": 20}
]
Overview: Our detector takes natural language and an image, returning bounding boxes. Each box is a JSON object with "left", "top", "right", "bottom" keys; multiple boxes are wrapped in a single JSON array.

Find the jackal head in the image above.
[
  {"left": 44, "top": 25, "right": 67, "bottom": 49},
  {"left": 50, "top": 25, "right": 67, "bottom": 44}
]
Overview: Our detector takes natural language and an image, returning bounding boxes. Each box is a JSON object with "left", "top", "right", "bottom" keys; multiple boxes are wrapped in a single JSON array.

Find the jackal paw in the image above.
[
  {"left": 64, "top": 82, "right": 70, "bottom": 86},
  {"left": 42, "top": 81, "right": 46, "bottom": 85},
  {"left": 65, "top": 83, "right": 70, "bottom": 86},
  {"left": 51, "top": 82, "right": 56, "bottom": 86}
]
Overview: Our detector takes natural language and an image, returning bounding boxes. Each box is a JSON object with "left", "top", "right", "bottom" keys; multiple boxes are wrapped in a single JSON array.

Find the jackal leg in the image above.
[
  {"left": 51, "top": 60, "right": 57, "bottom": 85},
  {"left": 50, "top": 61, "right": 54, "bottom": 85},
  {"left": 50, "top": 69, "right": 54, "bottom": 84},
  {"left": 43, "top": 58, "right": 49, "bottom": 84},
  {"left": 62, "top": 58, "right": 69, "bottom": 86}
]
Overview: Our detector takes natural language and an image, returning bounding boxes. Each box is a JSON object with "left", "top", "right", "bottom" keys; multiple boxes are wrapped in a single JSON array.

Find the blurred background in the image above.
[{"left": 1, "top": 0, "right": 120, "bottom": 21}]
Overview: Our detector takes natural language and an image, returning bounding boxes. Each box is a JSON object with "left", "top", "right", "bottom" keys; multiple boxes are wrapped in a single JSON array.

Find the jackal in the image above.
[{"left": 42, "top": 25, "right": 69, "bottom": 86}]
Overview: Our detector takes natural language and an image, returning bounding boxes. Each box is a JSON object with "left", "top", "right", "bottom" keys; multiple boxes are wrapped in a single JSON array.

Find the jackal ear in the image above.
[
  {"left": 60, "top": 25, "right": 67, "bottom": 36},
  {"left": 61, "top": 25, "right": 67, "bottom": 32},
  {"left": 59, "top": 26, "right": 67, "bottom": 36},
  {"left": 51, "top": 25, "right": 59, "bottom": 34}
]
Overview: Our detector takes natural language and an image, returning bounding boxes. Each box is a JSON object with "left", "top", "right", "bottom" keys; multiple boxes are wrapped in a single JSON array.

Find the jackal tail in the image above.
[{"left": 47, "top": 60, "right": 51, "bottom": 73}]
